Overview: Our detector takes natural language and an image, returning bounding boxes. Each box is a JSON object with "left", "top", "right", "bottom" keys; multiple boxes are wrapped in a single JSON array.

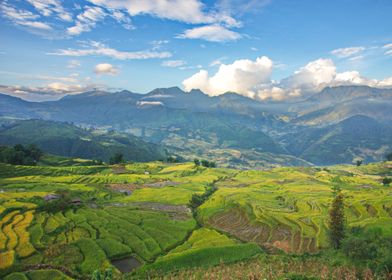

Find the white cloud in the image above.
[
  {"left": 161, "top": 60, "right": 186, "bottom": 67},
  {"left": 209, "top": 59, "right": 223, "bottom": 67},
  {"left": 17, "top": 20, "right": 52, "bottom": 30},
  {"left": 150, "top": 40, "right": 169, "bottom": 50},
  {"left": 183, "top": 56, "right": 273, "bottom": 97},
  {"left": 67, "top": 6, "right": 106, "bottom": 35},
  {"left": 383, "top": 43, "right": 392, "bottom": 56},
  {"left": 67, "top": 60, "right": 81, "bottom": 69},
  {"left": 183, "top": 56, "right": 392, "bottom": 101},
  {"left": 87, "top": 0, "right": 240, "bottom": 27},
  {"left": 49, "top": 41, "right": 172, "bottom": 60},
  {"left": 331, "top": 46, "right": 365, "bottom": 58},
  {"left": 177, "top": 25, "right": 241, "bottom": 42},
  {"left": 348, "top": 55, "right": 364, "bottom": 62},
  {"left": 257, "top": 87, "right": 301, "bottom": 101},
  {"left": 281, "top": 59, "right": 336, "bottom": 93},
  {"left": 26, "top": 0, "right": 72, "bottom": 21},
  {"left": 0, "top": 1, "right": 52, "bottom": 31},
  {"left": 0, "top": 83, "right": 104, "bottom": 101},
  {"left": 137, "top": 101, "right": 163, "bottom": 107},
  {"left": 94, "top": 63, "right": 119, "bottom": 75}
]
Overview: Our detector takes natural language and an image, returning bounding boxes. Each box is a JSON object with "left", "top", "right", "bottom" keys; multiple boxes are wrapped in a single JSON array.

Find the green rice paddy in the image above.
[{"left": 0, "top": 160, "right": 391, "bottom": 278}]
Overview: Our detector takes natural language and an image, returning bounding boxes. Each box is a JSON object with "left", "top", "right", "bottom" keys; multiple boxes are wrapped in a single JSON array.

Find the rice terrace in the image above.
[
  {"left": 1, "top": 157, "right": 392, "bottom": 279},
  {"left": 1, "top": 0, "right": 392, "bottom": 279}
]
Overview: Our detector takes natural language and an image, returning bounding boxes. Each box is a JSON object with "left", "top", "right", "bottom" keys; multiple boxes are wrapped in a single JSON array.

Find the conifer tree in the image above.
[{"left": 329, "top": 185, "right": 345, "bottom": 249}]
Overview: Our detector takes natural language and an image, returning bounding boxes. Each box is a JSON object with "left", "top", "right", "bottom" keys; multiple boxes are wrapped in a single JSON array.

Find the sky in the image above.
[{"left": 0, "top": 0, "right": 391, "bottom": 101}]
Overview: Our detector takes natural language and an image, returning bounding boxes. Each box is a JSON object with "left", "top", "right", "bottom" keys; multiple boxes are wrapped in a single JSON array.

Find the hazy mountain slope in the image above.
[
  {"left": 0, "top": 119, "right": 169, "bottom": 162},
  {"left": 1, "top": 85, "right": 391, "bottom": 166},
  {"left": 0, "top": 93, "right": 40, "bottom": 118},
  {"left": 293, "top": 86, "right": 392, "bottom": 125},
  {"left": 284, "top": 115, "right": 392, "bottom": 164}
]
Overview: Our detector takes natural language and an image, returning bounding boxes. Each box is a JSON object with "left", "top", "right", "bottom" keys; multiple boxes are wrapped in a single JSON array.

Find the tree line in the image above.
[{"left": 0, "top": 144, "right": 43, "bottom": 165}]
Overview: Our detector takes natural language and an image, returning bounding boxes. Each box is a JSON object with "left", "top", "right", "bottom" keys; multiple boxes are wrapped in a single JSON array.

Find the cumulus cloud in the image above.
[
  {"left": 48, "top": 41, "right": 172, "bottom": 60},
  {"left": 183, "top": 56, "right": 273, "bottom": 97},
  {"left": 161, "top": 60, "right": 186, "bottom": 68},
  {"left": 331, "top": 46, "right": 365, "bottom": 58},
  {"left": 94, "top": 63, "right": 119, "bottom": 75},
  {"left": 177, "top": 25, "right": 241, "bottom": 42},
  {"left": 183, "top": 56, "right": 392, "bottom": 101},
  {"left": 280, "top": 59, "right": 336, "bottom": 93}
]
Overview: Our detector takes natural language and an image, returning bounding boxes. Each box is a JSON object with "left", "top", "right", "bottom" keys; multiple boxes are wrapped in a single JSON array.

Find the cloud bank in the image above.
[
  {"left": 49, "top": 41, "right": 171, "bottom": 60},
  {"left": 183, "top": 56, "right": 392, "bottom": 101}
]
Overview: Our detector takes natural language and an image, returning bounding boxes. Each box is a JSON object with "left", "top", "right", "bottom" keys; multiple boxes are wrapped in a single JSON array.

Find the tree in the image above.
[
  {"left": 329, "top": 185, "right": 345, "bottom": 249},
  {"left": 109, "top": 153, "right": 124, "bottom": 164},
  {"left": 166, "top": 156, "right": 179, "bottom": 163},
  {"left": 0, "top": 144, "right": 43, "bottom": 166},
  {"left": 386, "top": 153, "right": 392, "bottom": 161},
  {"left": 356, "top": 160, "right": 363, "bottom": 166},
  {"left": 382, "top": 177, "right": 392, "bottom": 186},
  {"left": 194, "top": 158, "right": 200, "bottom": 166},
  {"left": 26, "top": 144, "right": 43, "bottom": 162}
]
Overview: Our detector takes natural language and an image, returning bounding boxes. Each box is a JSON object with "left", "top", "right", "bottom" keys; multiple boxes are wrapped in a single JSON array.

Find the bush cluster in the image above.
[{"left": 0, "top": 144, "right": 43, "bottom": 165}]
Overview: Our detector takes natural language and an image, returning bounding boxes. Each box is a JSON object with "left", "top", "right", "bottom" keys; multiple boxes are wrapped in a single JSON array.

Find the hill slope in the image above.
[
  {"left": 0, "top": 119, "right": 169, "bottom": 162},
  {"left": 284, "top": 115, "right": 392, "bottom": 164}
]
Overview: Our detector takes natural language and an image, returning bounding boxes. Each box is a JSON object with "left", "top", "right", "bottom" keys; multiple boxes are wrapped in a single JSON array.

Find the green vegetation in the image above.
[
  {"left": 0, "top": 158, "right": 391, "bottom": 279},
  {"left": 328, "top": 186, "right": 345, "bottom": 249},
  {"left": 383, "top": 177, "right": 392, "bottom": 186},
  {"left": 0, "top": 144, "right": 42, "bottom": 165},
  {"left": 341, "top": 227, "right": 392, "bottom": 272},
  {"left": 109, "top": 153, "right": 124, "bottom": 164},
  {"left": 193, "top": 158, "right": 217, "bottom": 168},
  {"left": 0, "top": 119, "right": 169, "bottom": 162}
]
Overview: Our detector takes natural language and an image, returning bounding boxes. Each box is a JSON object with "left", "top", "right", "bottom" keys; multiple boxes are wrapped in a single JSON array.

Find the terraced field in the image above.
[
  {"left": 199, "top": 164, "right": 392, "bottom": 254},
  {"left": 0, "top": 160, "right": 391, "bottom": 279}
]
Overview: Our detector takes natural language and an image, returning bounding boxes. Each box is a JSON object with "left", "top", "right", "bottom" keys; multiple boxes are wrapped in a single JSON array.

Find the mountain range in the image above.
[{"left": 1, "top": 85, "right": 391, "bottom": 168}]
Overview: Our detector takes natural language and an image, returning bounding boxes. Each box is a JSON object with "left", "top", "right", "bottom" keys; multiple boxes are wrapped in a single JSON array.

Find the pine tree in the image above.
[{"left": 329, "top": 185, "right": 345, "bottom": 249}]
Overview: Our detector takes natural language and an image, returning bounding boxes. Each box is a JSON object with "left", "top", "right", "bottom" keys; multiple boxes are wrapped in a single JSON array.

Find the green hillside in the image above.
[
  {"left": 0, "top": 159, "right": 391, "bottom": 279},
  {"left": 0, "top": 119, "right": 169, "bottom": 162}
]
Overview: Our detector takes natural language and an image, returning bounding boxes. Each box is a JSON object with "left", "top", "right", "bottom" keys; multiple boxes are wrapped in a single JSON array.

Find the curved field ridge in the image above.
[
  {"left": 200, "top": 163, "right": 392, "bottom": 253},
  {"left": 0, "top": 161, "right": 391, "bottom": 277}
]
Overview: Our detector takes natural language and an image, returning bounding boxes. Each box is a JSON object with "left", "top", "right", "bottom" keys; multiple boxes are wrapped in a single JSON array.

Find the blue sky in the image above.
[{"left": 0, "top": 0, "right": 391, "bottom": 101}]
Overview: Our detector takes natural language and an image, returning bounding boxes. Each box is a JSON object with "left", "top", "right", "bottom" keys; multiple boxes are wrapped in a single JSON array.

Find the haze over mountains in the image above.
[{"left": 1, "top": 85, "right": 391, "bottom": 168}]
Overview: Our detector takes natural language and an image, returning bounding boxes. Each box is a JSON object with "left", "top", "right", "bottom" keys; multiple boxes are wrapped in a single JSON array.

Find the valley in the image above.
[{"left": 1, "top": 85, "right": 392, "bottom": 168}]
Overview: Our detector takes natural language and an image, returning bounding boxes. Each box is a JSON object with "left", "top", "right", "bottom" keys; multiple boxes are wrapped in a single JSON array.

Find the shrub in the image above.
[
  {"left": 109, "top": 153, "right": 124, "bottom": 164},
  {"left": 341, "top": 227, "right": 392, "bottom": 272},
  {"left": 0, "top": 144, "right": 43, "bottom": 166},
  {"left": 382, "top": 177, "right": 392, "bottom": 186}
]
